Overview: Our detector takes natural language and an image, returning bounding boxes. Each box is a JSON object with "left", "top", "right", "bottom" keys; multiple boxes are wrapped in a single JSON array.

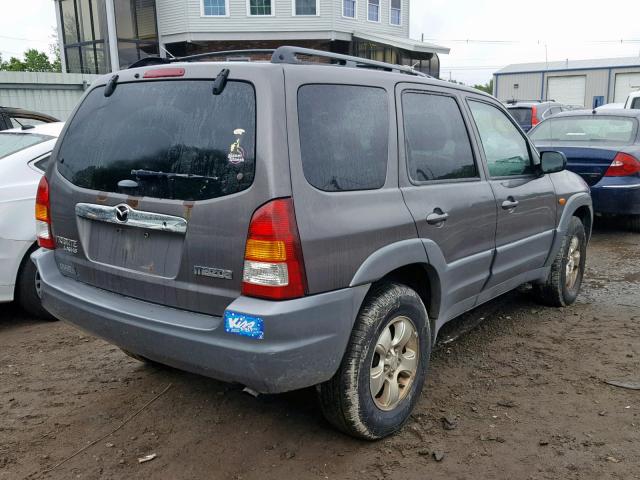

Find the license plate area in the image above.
[{"left": 79, "top": 220, "right": 184, "bottom": 278}]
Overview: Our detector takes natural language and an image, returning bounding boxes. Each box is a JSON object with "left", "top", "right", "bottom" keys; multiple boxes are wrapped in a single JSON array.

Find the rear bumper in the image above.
[
  {"left": 32, "top": 249, "right": 369, "bottom": 393},
  {"left": 591, "top": 179, "right": 640, "bottom": 215}
]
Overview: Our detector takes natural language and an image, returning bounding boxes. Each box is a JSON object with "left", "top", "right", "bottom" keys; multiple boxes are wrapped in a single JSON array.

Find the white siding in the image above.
[
  {"left": 494, "top": 73, "right": 543, "bottom": 102},
  {"left": 157, "top": 0, "right": 410, "bottom": 38},
  {"left": 334, "top": 0, "right": 409, "bottom": 37},
  {"left": 495, "top": 68, "right": 615, "bottom": 107},
  {"left": 0, "top": 72, "right": 100, "bottom": 120},
  {"left": 157, "top": 0, "right": 189, "bottom": 36}
]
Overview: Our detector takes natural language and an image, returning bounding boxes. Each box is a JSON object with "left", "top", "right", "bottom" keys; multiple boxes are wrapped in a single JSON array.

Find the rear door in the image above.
[
  {"left": 466, "top": 96, "right": 557, "bottom": 289},
  {"left": 283, "top": 67, "right": 418, "bottom": 294},
  {"left": 47, "top": 64, "right": 290, "bottom": 317},
  {"left": 397, "top": 84, "right": 497, "bottom": 313}
]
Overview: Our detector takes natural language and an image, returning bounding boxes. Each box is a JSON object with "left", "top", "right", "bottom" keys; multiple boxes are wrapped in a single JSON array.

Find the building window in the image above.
[
  {"left": 294, "top": 0, "right": 317, "bottom": 15},
  {"left": 390, "top": 0, "right": 401, "bottom": 25},
  {"left": 248, "top": 0, "right": 272, "bottom": 15},
  {"left": 114, "top": 0, "right": 159, "bottom": 69},
  {"left": 203, "top": 0, "right": 227, "bottom": 16},
  {"left": 58, "top": 0, "right": 111, "bottom": 74},
  {"left": 343, "top": 0, "right": 356, "bottom": 18},
  {"left": 367, "top": 0, "right": 379, "bottom": 22}
]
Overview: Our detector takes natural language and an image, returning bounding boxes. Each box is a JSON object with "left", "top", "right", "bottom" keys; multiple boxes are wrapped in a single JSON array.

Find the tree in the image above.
[
  {"left": 0, "top": 48, "right": 61, "bottom": 73},
  {"left": 473, "top": 79, "right": 494, "bottom": 95}
]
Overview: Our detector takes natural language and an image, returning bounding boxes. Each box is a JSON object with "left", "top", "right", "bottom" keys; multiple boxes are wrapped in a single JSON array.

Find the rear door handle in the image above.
[
  {"left": 501, "top": 198, "right": 519, "bottom": 210},
  {"left": 426, "top": 209, "right": 449, "bottom": 225}
]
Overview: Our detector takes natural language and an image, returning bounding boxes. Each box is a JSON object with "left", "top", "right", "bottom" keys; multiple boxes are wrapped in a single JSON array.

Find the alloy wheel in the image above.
[{"left": 370, "top": 316, "right": 419, "bottom": 411}]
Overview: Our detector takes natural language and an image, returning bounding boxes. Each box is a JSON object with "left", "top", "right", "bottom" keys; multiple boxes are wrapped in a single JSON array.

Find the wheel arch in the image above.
[{"left": 350, "top": 239, "right": 443, "bottom": 334}]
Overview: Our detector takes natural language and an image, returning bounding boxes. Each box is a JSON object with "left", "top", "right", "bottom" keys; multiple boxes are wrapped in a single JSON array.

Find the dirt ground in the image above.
[{"left": 1, "top": 223, "right": 639, "bottom": 480}]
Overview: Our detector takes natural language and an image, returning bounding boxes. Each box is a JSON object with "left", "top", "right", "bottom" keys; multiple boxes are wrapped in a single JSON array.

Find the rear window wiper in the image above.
[{"left": 131, "top": 169, "right": 220, "bottom": 181}]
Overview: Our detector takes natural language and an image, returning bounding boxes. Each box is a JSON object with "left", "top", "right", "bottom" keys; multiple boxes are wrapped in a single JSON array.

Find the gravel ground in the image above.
[{"left": 1, "top": 224, "right": 639, "bottom": 480}]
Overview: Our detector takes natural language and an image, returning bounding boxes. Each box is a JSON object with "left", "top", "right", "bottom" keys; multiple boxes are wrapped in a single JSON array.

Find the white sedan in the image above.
[{"left": 0, "top": 122, "right": 64, "bottom": 318}]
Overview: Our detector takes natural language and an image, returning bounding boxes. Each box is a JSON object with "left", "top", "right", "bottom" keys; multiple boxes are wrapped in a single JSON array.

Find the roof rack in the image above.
[
  {"left": 270, "top": 46, "right": 429, "bottom": 77},
  {"left": 128, "top": 46, "right": 428, "bottom": 77},
  {"left": 505, "top": 99, "right": 557, "bottom": 104}
]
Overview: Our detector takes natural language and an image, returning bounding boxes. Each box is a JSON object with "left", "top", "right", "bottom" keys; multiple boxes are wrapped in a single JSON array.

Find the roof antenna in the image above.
[
  {"left": 212, "top": 68, "right": 230, "bottom": 95},
  {"left": 160, "top": 45, "right": 176, "bottom": 59},
  {"left": 104, "top": 74, "right": 119, "bottom": 97}
]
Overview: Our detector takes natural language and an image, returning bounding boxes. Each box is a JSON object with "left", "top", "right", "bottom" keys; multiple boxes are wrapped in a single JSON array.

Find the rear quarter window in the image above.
[
  {"left": 297, "top": 84, "right": 389, "bottom": 192},
  {"left": 507, "top": 107, "right": 532, "bottom": 125}
]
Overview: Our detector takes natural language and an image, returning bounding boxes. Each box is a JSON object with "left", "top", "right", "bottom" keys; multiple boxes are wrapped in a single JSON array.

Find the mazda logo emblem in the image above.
[{"left": 115, "top": 204, "right": 130, "bottom": 223}]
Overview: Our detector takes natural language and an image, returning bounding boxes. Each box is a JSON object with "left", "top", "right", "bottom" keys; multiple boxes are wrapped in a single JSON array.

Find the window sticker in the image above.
[{"left": 228, "top": 128, "right": 246, "bottom": 164}]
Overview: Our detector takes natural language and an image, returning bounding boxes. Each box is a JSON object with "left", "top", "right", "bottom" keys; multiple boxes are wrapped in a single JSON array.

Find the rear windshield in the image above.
[
  {"left": 507, "top": 107, "right": 532, "bottom": 125},
  {"left": 0, "top": 132, "right": 52, "bottom": 159},
  {"left": 530, "top": 116, "right": 637, "bottom": 144},
  {"left": 57, "top": 80, "right": 256, "bottom": 201}
]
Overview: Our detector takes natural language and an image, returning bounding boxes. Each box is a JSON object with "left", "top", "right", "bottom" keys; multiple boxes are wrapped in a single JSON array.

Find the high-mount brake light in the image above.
[
  {"left": 143, "top": 68, "right": 185, "bottom": 78},
  {"left": 242, "top": 198, "right": 307, "bottom": 300},
  {"left": 605, "top": 152, "right": 640, "bottom": 177},
  {"left": 35, "top": 177, "right": 55, "bottom": 249}
]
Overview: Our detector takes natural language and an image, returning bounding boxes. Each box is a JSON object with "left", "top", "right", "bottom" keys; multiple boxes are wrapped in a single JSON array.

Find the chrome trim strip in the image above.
[
  {"left": 75, "top": 203, "right": 188, "bottom": 234},
  {"left": 599, "top": 184, "right": 640, "bottom": 189}
]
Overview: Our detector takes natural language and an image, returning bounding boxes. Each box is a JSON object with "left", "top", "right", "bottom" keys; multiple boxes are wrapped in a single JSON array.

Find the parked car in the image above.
[
  {"left": 505, "top": 100, "right": 571, "bottom": 132},
  {"left": 595, "top": 102, "right": 625, "bottom": 111},
  {"left": 0, "top": 122, "right": 63, "bottom": 317},
  {"left": 530, "top": 109, "right": 640, "bottom": 231},
  {"left": 624, "top": 91, "right": 640, "bottom": 109},
  {"left": 33, "top": 47, "right": 592, "bottom": 440},
  {"left": 0, "top": 107, "right": 59, "bottom": 131}
]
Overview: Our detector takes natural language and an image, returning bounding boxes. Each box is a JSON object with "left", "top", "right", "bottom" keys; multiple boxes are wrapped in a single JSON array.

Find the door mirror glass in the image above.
[{"left": 540, "top": 151, "right": 567, "bottom": 174}]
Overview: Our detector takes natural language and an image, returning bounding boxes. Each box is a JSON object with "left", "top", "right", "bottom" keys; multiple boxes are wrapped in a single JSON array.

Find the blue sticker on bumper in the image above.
[{"left": 224, "top": 311, "right": 264, "bottom": 340}]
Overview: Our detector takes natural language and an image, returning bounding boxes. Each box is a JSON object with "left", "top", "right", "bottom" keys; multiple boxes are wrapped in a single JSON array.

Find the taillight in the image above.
[
  {"left": 35, "top": 176, "right": 55, "bottom": 249},
  {"left": 531, "top": 105, "right": 539, "bottom": 127},
  {"left": 605, "top": 152, "right": 640, "bottom": 177},
  {"left": 242, "top": 198, "right": 307, "bottom": 300}
]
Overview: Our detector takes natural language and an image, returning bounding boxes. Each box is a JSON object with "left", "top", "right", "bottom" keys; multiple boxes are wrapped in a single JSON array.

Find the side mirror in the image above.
[{"left": 540, "top": 151, "right": 567, "bottom": 174}]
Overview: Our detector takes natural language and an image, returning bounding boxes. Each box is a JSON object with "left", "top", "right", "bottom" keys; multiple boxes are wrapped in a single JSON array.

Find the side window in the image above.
[
  {"left": 34, "top": 155, "right": 51, "bottom": 172},
  {"left": 468, "top": 100, "right": 533, "bottom": 177},
  {"left": 402, "top": 92, "right": 478, "bottom": 182},
  {"left": 297, "top": 84, "right": 389, "bottom": 192}
]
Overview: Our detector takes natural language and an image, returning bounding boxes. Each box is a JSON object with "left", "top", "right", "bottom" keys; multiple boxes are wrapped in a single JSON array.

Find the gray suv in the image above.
[{"left": 33, "top": 47, "right": 592, "bottom": 440}]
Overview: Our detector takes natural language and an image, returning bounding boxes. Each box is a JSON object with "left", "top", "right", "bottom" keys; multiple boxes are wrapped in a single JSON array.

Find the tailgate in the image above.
[{"left": 47, "top": 65, "right": 288, "bottom": 317}]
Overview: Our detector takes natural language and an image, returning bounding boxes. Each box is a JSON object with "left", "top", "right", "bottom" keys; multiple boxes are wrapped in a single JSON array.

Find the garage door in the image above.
[
  {"left": 547, "top": 76, "right": 586, "bottom": 107},
  {"left": 614, "top": 73, "right": 640, "bottom": 103}
]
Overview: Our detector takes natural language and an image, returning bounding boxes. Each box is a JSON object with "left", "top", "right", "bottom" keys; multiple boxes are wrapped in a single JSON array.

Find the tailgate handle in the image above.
[{"left": 75, "top": 203, "right": 188, "bottom": 234}]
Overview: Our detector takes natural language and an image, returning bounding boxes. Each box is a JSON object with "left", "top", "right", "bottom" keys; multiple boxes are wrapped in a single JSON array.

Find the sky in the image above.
[
  {"left": 410, "top": 0, "right": 640, "bottom": 85},
  {"left": 1, "top": 0, "right": 639, "bottom": 85}
]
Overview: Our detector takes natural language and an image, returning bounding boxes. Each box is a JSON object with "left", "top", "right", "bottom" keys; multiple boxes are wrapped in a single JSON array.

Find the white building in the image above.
[
  {"left": 54, "top": 0, "right": 449, "bottom": 76},
  {"left": 493, "top": 57, "right": 640, "bottom": 108}
]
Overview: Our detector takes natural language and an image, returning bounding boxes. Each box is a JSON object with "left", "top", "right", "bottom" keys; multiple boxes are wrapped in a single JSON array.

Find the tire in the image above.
[
  {"left": 16, "top": 249, "right": 56, "bottom": 321},
  {"left": 627, "top": 215, "right": 640, "bottom": 233},
  {"left": 534, "top": 216, "right": 586, "bottom": 307},
  {"left": 317, "top": 282, "right": 431, "bottom": 440}
]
